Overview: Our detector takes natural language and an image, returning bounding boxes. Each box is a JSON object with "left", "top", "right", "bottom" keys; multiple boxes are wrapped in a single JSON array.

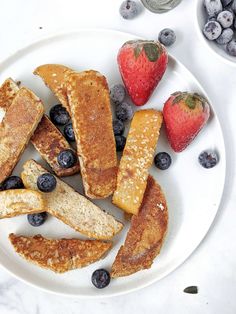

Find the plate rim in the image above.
[{"left": 0, "top": 28, "right": 227, "bottom": 298}]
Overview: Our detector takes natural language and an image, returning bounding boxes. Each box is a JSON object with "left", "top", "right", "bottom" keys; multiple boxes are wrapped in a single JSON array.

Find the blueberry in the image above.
[
  {"left": 64, "top": 123, "right": 75, "bottom": 142},
  {"left": 198, "top": 150, "right": 218, "bottom": 168},
  {"left": 37, "top": 173, "right": 57, "bottom": 192},
  {"left": 113, "top": 119, "right": 125, "bottom": 136},
  {"left": 120, "top": 0, "right": 139, "bottom": 19},
  {"left": 232, "top": 0, "right": 236, "bottom": 13},
  {"left": 57, "top": 149, "right": 77, "bottom": 168},
  {"left": 115, "top": 135, "right": 126, "bottom": 151},
  {"left": 158, "top": 28, "right": 176, "bottom": 47},
  {"left": 110, "top": 84, "right": 126, "bottom": 104},
  {"left": 216, "top": 28, "right": 234, "bottom": 44},
  {"left": 227, "top": 39, "right": 236, "bottom": 55},
  {"left": 204, "top": 0, "right": 223, "bottom": 17},
  {"left": 2, "top": 176, "right": 24, "bottom": 190},
  {"left": 91, "top": 269, "right": 110, "bottom": 289},
  {"left": 27, "top": 212, "right": 47, "bottom": 227},
  {"left": 222, "top": 0, "right": 233, "bottom": 6},
  {"left": 217, "top": 10, "right": 234, "bottom": 28},
  {"left": 203, "top": 21, "right": 222, "bottom": 40},
  {"left": 49, "top": 104, "right": 70, "bottom": 126},
  {"left": 115, "top": 102, "right": 133, "bottom": 121},
  {"left": 154, "top": 152, "right": 172, "bottom": 170}
]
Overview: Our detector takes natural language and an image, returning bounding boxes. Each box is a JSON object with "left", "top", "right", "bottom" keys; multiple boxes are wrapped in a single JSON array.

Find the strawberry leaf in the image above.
[
  {"left": 172, "top": 94, "right": 184, "bottom": 105},
  {"left": 185, "top": 95, "right": 196, "bottom": 109},
  {"left": 134, "top": 45, "right": 142, "bottom": 59},
  {"left": 143, "top": 43, "right": 159, "bottom": 62}
]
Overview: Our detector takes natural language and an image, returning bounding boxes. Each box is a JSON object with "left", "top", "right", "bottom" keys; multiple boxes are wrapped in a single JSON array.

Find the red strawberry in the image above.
[
  {"left": 117, "top": 40, "right": 168, "bottom": 106},
  {"left": 163, "top": 92, "right": 210, "bottom": 152}
]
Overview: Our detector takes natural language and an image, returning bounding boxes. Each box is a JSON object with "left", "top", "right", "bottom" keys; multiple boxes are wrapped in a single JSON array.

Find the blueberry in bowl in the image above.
[
  {"left": 2, "top": 176, "right": 24, "bottom": 190},
  {"left": 91, "top": 269, "right": 111, "bottom": 289},
  {"left": 64, "top": 123, "right": 75, "bottom": 142},
  {"left": 27, "top": 212, "right": 48, "bottom": 227}
]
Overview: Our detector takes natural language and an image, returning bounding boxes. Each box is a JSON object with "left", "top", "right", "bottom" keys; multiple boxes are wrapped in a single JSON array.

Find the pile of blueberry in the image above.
[
  {"left": 49, "top": 104, "right": 77, "bottom": 169},
  {"left": 110, "top": 84, "right": 134, "bottom": 152},
  {"left": 203, "top": 0, "right": 236, "bottom": 56}
]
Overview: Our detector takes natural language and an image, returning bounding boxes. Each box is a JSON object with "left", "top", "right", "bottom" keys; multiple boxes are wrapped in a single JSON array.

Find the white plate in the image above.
[{"left": 0, "top": 29, "right": 226, "bottom": 298}]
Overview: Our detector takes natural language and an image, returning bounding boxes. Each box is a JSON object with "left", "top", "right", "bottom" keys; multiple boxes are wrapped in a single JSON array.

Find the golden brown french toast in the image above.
[
  {"left": 34, "top": 64, "right": 73, "bottom": 113},
  {"left": 31, "top": 115, "right": 80, "bottom": 177},
  {"left": 67, "top": 70, "right": 117, "bottom": 199},
  {"left": 112, "top": 110, "right": 163, "bottom": 215},
  {"left": 0, "top": 78, "right": 19, "bottom": 113},
  {"left": 9, "top": 233, "right": 112, "bottom": 273},
  {"left": 0, "top": 87, "right": 44, "bottom": 183},
  {"left": 111, "top": 176, "right": 168, "bottom": 278},
  {"left": 22, "top": 160, "right": 123, "bottom": 240}
]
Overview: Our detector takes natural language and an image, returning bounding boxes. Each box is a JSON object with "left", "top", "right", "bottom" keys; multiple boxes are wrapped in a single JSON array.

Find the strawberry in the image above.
[
  {"left": 117, "top": 40, "right": 168, "bottom": 106},
  {"left": 163, "top": 92, "right": 210, "bottom": 152}
]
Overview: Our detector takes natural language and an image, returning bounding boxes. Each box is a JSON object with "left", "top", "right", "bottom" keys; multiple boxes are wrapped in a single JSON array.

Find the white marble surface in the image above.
[{"left": 0, "top": 0, "right": 235, "bottom": 313}]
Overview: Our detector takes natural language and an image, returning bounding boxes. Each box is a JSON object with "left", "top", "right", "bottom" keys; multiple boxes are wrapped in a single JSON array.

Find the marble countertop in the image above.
[{"left": 0, "top": 0, "right": 235, "bottom": 313}]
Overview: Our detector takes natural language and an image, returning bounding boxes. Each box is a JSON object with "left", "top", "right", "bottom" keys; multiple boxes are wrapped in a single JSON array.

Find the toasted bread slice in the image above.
[
  {"left": 21, "top": 160, "right": 123, "bottom": 240},
  {"left": 111, "top": 176, "right": 168, "bottom": 278},
  {"left": 0, "top": 189, "right": 44, "bottom": 218},
  {"left": 67, "top": 70, "right": 117, "bottom": 199},
  {"left": 31, "top": 115, "right": 80, "bottom": 177},
  {"left": 9, "top": 233, "right": 112, "bottom": 273},
  {"left": 112, "top": 110, "right": 163, "bottom": 215},
  {"left": 0, "top": 78, "right": 19, "bottom": 113},
  {"left": 0, "top": 87, "right": 44, "bottom": 184},
  {"left": 34, "top": 64, "right": 73, "bottom": 113}
]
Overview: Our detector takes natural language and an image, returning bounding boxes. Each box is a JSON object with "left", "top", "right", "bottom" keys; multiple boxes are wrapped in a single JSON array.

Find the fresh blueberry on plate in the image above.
[
  {"left": 154, "top": 152, "right": 172, "bottom": 170},
  {"left": 115, "top": 135, "right": 126, "bottom": 151},
  {"left": 50, "top": 104, "right": 70, "bottom": 126},
  {"left": 158, "top": 28, "right": 176, "bottom": 47},
  {"left": 27, "top": 212, "right": 48, "bottom": 227},
  {"left": 57, "top": 149, "right": 77, "bottom": 168},
  {"left": 198, "top": 150, "right": 218, "bottom": 169},
  {"left": 120, "top": 0, "right": 139, "bottom": 19},
  {"left": 64, "top": 123, "right": 75, "bottom": 142},
  {"left": 113, "top": 119, "right": 125, "bottom": 136},
  {"left": 37, "top": 173, "right": 57, "bottom": 192},
  {"left": 115, "top": 102, "right": 133, "bottom": 121},
  {"left": 110, "top": 84, "right": 126, "bottom": 104},
  {"left": 91, "top": 269, "right": 111, "bottom": 289},
  {"left": 2, "top": 176, "right": 24, "bottom": 190}
]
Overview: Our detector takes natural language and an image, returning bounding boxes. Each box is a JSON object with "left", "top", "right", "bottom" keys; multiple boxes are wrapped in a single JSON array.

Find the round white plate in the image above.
[{"left": 0, "top": 29, "right": 226, "bottom": 298}]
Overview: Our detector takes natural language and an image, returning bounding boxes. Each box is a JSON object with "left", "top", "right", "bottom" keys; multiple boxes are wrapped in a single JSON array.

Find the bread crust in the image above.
[
  {"left": 67, "top": 70, "right": 117, "bottom": 199},
  {"left": 0, "top": 78, "right": 19, "bottom": 112},
  {"left": 9, "top": 233, "right": 112, "bottom": 273},
  {"left": 0, "top": 87, "right": 44, "bottom": 183},
  {"left": 111, "top": 176, "right": 168, "bottom": 278}
]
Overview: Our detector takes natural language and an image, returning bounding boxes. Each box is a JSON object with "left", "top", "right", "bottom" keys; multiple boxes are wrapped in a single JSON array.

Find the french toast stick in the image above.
[
  {"left": 9, "top": 233, "right": 112, "bottom": 273},
  {"left": 34, "top": 64, "right": 73, "bottom": 113},
  {"left": 0, "top": 189, "right": 45, "bottom": 218},
  {"left": 0, "top": 87, "right": 44, "bottom": 183},
  {"left": 67, "top": 70, "right": 117, "bottom": 199},
  {"left": 111, "top": 176, "right": 168, "bottom": 278},
  {"left": 21, "top": 160, "right": 123, "bottom": 240},
  {"left": 0, "top": 78, "right": 19, "bottom": 113},
  {"left": 112, "top": 110, "right": 163, "bottom": 215},
  {"left": 31, "top": 115, "right": 80, "bottom": 177}
]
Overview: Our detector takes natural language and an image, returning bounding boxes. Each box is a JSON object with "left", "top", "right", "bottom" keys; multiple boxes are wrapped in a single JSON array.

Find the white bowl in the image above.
[{"left": 195, "top": 0, "right": 236, "bottom": 66}]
